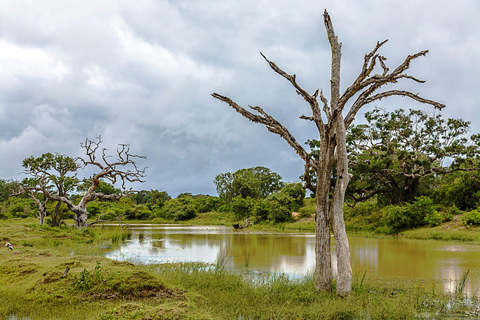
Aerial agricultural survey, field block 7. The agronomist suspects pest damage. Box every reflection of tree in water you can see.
[152,233,226,249]
[222,233,310,272]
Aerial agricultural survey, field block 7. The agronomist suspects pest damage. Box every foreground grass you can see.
[153,263,462,320]
[2,218,480,319]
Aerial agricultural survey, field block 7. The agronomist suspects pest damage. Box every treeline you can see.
[2,108,480,231]
[0,166,306,225]
[345,169,480,233]
[3,165,480,231]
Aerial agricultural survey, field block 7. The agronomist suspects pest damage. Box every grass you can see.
[153,262,480,319]
[3,218,480,319]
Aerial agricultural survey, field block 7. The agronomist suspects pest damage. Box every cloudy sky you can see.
[1,0,479,197]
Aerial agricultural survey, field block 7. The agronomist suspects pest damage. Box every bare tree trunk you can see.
[74,207,89,229]
[314,137,336,292]
[52,201,61,227]
[38,207,46,225]
[31,196,47,225]
[315,177,332,291]
[331,114,352,297]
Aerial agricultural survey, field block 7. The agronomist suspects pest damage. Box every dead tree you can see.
[45,137,146,229]
[212,10,444,296]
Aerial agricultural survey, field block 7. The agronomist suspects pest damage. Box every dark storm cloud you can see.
[0,0,479,196]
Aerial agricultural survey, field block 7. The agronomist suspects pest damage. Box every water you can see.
[104,224,480,295]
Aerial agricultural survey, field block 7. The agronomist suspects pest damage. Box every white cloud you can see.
[0,0,479,196]
[0,40,69,90]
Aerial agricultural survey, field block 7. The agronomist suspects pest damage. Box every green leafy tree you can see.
[230,195,254,222]
[430,169,480,210]
[0,179,20,202]
[214,166,284,203]
[345,108,480,205]
[18,153,79,226]
[78,179,121,196]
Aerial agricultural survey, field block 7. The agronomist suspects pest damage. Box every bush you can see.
[267,201,291,223]
[383,197,433,232]
[253,200,270,222]
[129,204,153,220]
[174,205,197,221]
[461,209,480,226]
[231,196,253,221]
[424,211,443,227]
[155,197,198,221]
[6,198,36,218]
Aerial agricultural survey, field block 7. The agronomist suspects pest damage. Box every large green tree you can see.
[213,10,444,296]
[345,107,480,205]
[214,166,284,203]
[18,153,79,226]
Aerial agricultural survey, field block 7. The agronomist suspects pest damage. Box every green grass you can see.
[401,224,480,243]
[3,218,480,319]
[152,261,479,319]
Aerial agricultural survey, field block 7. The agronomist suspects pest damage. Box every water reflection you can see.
[105,225,480,295]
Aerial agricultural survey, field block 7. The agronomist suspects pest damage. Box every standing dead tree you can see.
[212,10,444,296]
[44,137,146,229]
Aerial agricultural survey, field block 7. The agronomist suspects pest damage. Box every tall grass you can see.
[152,262,478,319]
[454,269,470,295]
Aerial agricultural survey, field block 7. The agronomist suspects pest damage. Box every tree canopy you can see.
[214,166,284,203]
[345,107,480,205]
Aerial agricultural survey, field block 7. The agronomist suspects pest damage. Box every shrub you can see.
[267,201,291,223]
[174,205,197,221]
[383,197,433,232]
[424,211,443,227]
[383,206,412,233]
[461,209,480,226]
[230,196,253,221]
[253,200,270,222]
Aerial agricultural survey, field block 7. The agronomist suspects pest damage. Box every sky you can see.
[1,0,479,197]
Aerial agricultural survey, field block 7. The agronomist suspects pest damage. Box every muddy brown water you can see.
[104,224,480,295]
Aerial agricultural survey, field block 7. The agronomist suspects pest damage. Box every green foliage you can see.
[277,182,305,211]
[383,197,435,233]
[424,205,455,227]
[0,179,20,202]
[230,196,253,221]
[424,211,444,227]
[3,197,36,219]
[155,196,199,221]
[78,179,121,196]
[307,108,480,205]
[252,198,292,223]
[461,209,480,226]
[214,166,284,203]
[74,261,104,292]
[430,170,480,210]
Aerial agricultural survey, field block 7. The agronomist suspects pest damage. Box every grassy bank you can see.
[1,219,480,319]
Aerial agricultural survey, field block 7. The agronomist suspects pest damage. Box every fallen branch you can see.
[87,214,127,228]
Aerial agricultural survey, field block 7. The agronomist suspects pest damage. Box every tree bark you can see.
[314,140,333,291]
[331,114,352,297]
[52,201,61,227]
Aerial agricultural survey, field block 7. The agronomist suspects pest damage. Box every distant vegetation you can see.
[3,165,480,235]
[2,109,480,234]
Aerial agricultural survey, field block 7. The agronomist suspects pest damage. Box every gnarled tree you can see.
[212,10,444,296]
[345,108,480,205]
[13,177,49,225]
[15,153,79,226]
[42,137,147,229]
